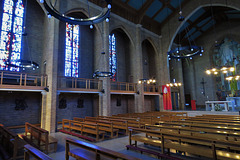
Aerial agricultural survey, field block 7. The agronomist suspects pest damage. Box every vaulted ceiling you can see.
[89,0,240,42]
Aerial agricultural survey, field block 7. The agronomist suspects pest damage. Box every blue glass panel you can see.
[201,20,215,31]
[10,0,24,71]
[197,17,211,27]
[170,0,183,9]
[189,31,201,40]
[189,8,205,22]
[65,23,79,77]
[146,0,162,18]
[0,0,14,70]
[128,0,146,10]
[154,8,172,23]
[109,34,117,81]
[178,22,189,33]
[184,28,196,38]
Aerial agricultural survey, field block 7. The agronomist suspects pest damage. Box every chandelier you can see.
[40,0,111,27]
[138,78,156,85]
[168,0,204,61]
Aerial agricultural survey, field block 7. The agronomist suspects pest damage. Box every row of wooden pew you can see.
[23,137,142,160]
[0,122,58,160]
[60,112,189,142]
[127,114,240,160]
[0,124,26,160]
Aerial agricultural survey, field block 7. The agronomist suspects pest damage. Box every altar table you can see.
[205,101,231,111]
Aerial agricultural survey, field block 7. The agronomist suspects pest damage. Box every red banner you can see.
[162,85,172,110]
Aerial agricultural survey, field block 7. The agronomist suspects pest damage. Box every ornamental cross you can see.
[200,78,207,96]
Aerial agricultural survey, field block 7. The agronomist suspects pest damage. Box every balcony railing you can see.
[58,77,102,90]
[144,84,160,93]
[0,71,47,87]
[111,81,137,92]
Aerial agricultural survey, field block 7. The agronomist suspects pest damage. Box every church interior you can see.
[0,0,240,159]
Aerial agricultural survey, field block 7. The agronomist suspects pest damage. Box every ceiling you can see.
[89,0,240,43]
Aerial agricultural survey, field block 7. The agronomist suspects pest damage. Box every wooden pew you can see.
[62,120,106,141]
[66,137,141,160]
[24,144,53,160]
[75,118,119,138]
[145,124,240,141]
[0,125,26,160]
[97,117,129,135]
[180,119,240,127]
[81,122,106,141]
[22,122,58,154]
[128,127,240,160]
[159,121,240,132]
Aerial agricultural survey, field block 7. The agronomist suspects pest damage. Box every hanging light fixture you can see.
[168,0,204,60]
[93,22,112,78]
[42,0,111,26]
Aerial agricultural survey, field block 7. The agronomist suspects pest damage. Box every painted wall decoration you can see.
[213,38,240,93]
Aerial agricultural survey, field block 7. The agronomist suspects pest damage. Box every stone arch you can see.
[166,0,240,52]
[142,39,157,79]
[109,27,133,82]
[110,25,135,49]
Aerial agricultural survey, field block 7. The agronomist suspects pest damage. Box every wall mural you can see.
[213,38,240,96]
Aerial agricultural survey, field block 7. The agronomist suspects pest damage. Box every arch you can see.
[110,25,135,49]
[167,1,240,52]
[143,37,159,56]
[142,39,157,79]
[110,27,132,82]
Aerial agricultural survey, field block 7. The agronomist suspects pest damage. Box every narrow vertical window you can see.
[109,34,116,81]
[0,0,24,71]
[65,23,79,77]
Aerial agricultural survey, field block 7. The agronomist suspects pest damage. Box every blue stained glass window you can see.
[0,0,24,71]
[65,23,79,77]
[109,34,117,81]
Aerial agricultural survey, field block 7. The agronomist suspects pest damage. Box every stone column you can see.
[135,84,144,113]
[178,61,185,110]
[41,91,47,129]
[133,24,144,113]
[42,13,59,133]
[98,21,111,116]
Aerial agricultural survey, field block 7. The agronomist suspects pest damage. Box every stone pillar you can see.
[42,13,59,133]
[41,91,47,129]
[133,24,144,113]
[135,84,144,113]
[98,21,111,116]
[176,60,185,110]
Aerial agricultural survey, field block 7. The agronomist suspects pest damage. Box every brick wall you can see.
[111,94,134,115]
[0,91,41,127]
[56,93,96,121]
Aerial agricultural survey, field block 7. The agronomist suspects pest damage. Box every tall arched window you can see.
[65,23,79,77]
[109,34,116,81]
[0,0,24,71]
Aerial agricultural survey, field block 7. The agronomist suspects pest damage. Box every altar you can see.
[205,101,231,111]
[226,97,240,111]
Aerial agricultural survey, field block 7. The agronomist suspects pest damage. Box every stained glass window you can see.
[109,34,116,81]
[65,23,79,77]
[0,0,24,71]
